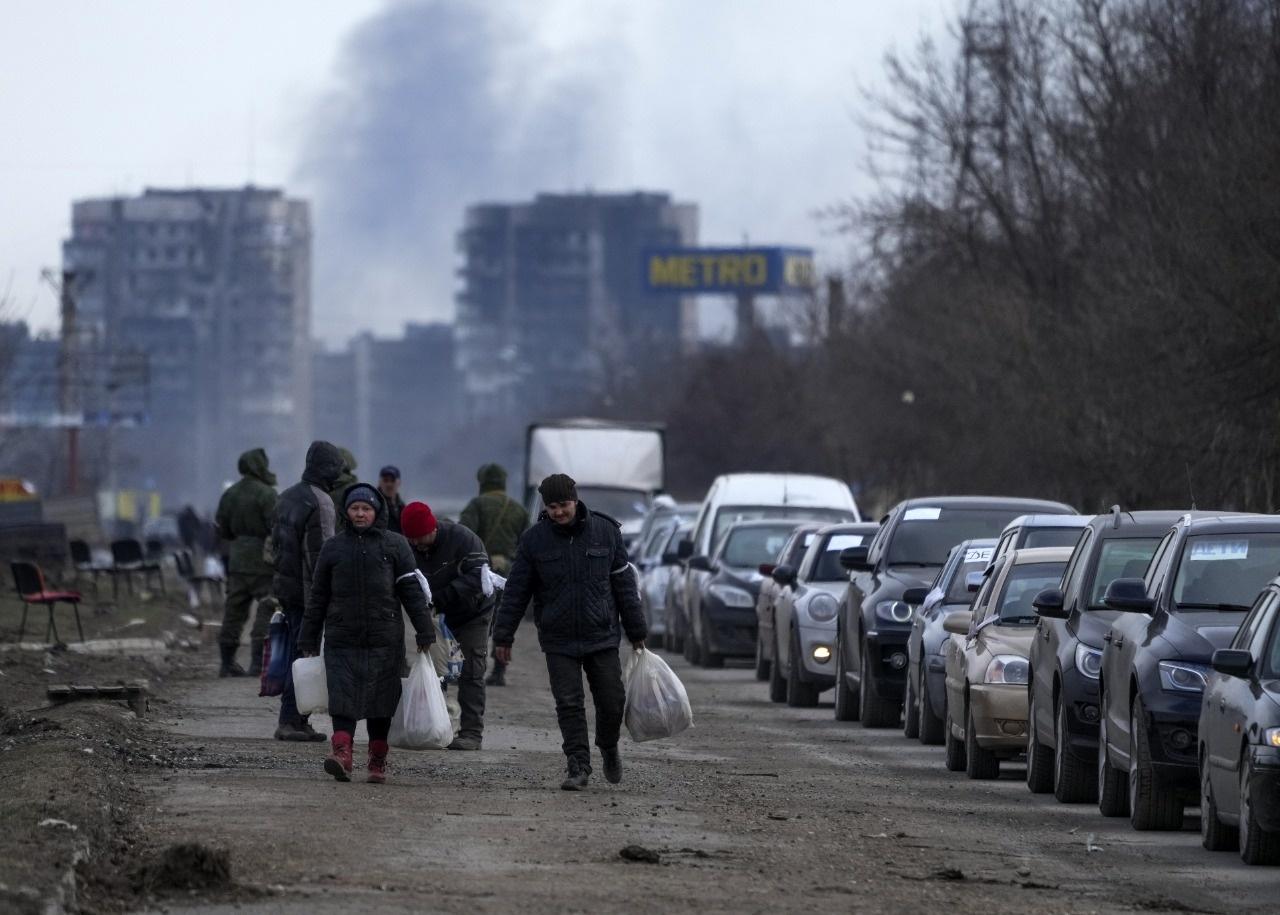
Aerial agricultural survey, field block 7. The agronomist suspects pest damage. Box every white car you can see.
[639,522,691,649]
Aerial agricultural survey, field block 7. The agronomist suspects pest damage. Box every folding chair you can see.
[111,539,167,598]
[174,550,223,610]
[11,561,84,643]
[69,539,114,595]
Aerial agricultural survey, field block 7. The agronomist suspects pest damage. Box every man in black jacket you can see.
[268,440,345,742]
[494,474,646,790]
[403,501,493,751]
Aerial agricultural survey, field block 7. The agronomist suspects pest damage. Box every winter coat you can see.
[459,464,528,573]
[328,447,359,517]
[411,519,493,629]
[384,493,406,534]
[299,485,434,720]
[494,501,646,658]
[215,448,277,578]
[270,441,344,609]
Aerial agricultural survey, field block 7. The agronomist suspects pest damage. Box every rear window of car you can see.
[1087,537,1161,607]
[1173,533,1280,609]
[811,532,868,581]
[1023,528,1084,549]
[999,561,1067,622]
[712,506,852,548]
[721,525,798,568]
[944,546,995,603]
[887,508,1035,567]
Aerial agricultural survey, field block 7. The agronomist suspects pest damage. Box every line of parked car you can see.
[632,479,1280,867]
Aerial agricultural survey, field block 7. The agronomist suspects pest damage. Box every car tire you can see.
[1129,695,1183,831]
[858,638,898,728]
[754,629,771,682]
[944,705,966,772]
[1053,697,1095,804]
[918,667,945,746]
[1026,683,1054,794]
[699,619,724,669]
[1200,750,1239,852]
[787,628,820,708]
[768,627,788,703]
[965,701,1000,780]
[1240,754,1280,865]
[833,631,860,722]
[1096,692,1130,817]
[903,665,920,739]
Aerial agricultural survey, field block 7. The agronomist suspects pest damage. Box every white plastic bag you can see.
[389,653,454,750]
[480,563,506,598]
[623,647,693,742]
[291,654,328,715]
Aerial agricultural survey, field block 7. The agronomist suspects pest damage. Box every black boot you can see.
[219,644,246,678]
[560,759,590,791]
[602,746,622,784]
[486,662,507,687]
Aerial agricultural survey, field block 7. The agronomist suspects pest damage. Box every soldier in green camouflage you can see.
[215,448,278,677]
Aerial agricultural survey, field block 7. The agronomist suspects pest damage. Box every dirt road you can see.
[117,651,1272,913]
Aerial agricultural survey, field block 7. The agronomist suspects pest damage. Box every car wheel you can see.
[965,700,1000,780]
[1096,691,1130,817]
[944,705,966,772]
[917,666,945,746]
[754,628,771,681]
[1053,697,1095,804]
[1025,681,1054,794]
[1129,695,1183,830]
[858,638,898,728]
[903,664,920,739]
[1240,754,1280,865]
[1200,749,1239,852]
[833,630,860,722]
[699,616,724,669]
[768,626,788,703]
[787,628,820,708]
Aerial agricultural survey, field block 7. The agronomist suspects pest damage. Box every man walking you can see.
[214,448,277,678]
[378,465,406,534]
[494,474,646,790]
[460,463,528,687]
[269,440,345,742]
[402,501,494,751]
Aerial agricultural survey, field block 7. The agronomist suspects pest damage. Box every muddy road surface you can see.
[122,652,1271,914]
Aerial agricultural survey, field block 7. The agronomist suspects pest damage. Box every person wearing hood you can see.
[214,448,278,677]
[328,447,359,517]
[268,440,345,742]
[494,474,647,791]
[460,463,529,687]
[300,483,435,784]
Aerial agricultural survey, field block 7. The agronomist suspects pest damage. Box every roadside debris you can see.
[37,818,78,831]
[619,845,661,864]
[136,842,232,892]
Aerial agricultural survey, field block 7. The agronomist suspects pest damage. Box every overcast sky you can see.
[1,0,953,344]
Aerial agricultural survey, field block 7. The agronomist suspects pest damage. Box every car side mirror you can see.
[772,564,797,587]
[758,562,777,577]
[942,610,973,635]
[688,555,714,573]
[1103,578,1155,614]
[677,539,694,559]
[839,545,872,572]
[902,586,929,605]
[1212,648,1253,678]
[966,571,985,593]
[1033,587,1069,620]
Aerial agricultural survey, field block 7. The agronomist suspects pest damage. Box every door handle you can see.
[1103,632,1112,643]
[1114,637,1124,649]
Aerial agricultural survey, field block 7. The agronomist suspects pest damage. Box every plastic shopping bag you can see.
[389,653,454,750]
[480,563,506,598]
[258,609,289,698]
[436,616,464,683]
[291,654,328,715]
[623,647,693,742]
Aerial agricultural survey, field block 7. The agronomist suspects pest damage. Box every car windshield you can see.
[783,531,818,566]
[576,487,649,522]
[1172,533,1280,610]
[945,546,995,603]
[887,508,1041,567]
[720,524,799,568]
[1023,528,1084,549]
[999,561,1067,623]
[812,532,869,581]
[1087,537,1161,607]
[1264,613,1280,678]
[712,506,852,548]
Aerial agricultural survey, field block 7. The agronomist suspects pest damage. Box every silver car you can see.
[639,522,691,649]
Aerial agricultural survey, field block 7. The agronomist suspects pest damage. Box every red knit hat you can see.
[401,501,437,538]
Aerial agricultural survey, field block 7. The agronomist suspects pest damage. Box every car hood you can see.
[804,580,849,598]
[1163,609,1249,660]
[1075,609,1120,650]
[978,623,1036,659]
[715,566,766,596]
[885,567,937,594]
[1259,680,1280,721]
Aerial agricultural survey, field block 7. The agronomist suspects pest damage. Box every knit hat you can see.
[538,473,578,505]
[344,484,380,512]
[401,501,438,539]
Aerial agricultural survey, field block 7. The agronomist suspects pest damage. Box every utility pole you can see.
[42,268,85,495]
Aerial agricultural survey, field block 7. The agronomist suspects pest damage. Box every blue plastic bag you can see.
[437,616,464,683]
[258,610,289,697]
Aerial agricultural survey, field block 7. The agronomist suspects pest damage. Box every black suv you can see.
[834,495,1075,726]
[1097,514,1280,830]
[1027,509,1186,803]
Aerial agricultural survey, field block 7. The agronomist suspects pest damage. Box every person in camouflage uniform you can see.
[215,448,278,677]
[460,463,529,687]
[328,447,359,518]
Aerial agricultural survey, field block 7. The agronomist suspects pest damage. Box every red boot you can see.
[324,732,353,782]
[367,740,389,784]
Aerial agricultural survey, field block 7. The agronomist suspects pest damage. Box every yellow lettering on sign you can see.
[784,254,816,288]
[717,256,742,285]
[744,254,767,285]
[649,256,685,287]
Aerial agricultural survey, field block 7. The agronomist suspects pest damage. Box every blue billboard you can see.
[643,246,816,294]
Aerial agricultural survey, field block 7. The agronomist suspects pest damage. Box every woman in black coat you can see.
[300,483,434,783]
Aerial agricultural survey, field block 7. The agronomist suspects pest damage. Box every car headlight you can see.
[1158,660,1209,694]
[1074,644,1102,680]
[875,599,913,624]
[808,593,839,623]
[985,654,1029,684]
[1264,728,1280,748]
[708,584,754,608]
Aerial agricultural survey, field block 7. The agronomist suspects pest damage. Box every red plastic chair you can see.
[11,561,84,643]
